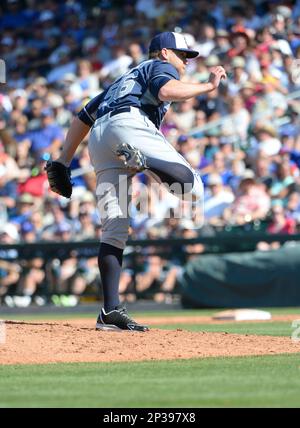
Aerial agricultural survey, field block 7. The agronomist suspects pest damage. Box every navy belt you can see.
[110,107,131,117]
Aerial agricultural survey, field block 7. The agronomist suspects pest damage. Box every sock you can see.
[98,242,123,313]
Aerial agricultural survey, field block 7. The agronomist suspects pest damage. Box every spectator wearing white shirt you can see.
[226,56,249,97]
[194,24,216,58]
[98,45,133,83]
[221,95,250,142]
[47,51,76,84]
[250,124,282,158]
[204,174,234,225]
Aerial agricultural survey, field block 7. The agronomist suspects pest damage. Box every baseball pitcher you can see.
[46,32,226,331]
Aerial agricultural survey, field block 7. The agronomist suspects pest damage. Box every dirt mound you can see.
[1,320,299,365]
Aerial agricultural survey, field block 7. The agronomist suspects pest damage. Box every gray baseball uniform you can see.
[74,31,204,326]
[79,60,203,249]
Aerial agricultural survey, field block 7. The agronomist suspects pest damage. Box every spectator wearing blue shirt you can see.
[0,0,28,30]
[10,192,36,226]
[29,108,64,159]
[201,151,234,188]
[13,114,31,143]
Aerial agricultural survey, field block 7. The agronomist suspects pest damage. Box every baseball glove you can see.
[45,160,72,198]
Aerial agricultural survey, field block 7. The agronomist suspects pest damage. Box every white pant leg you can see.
[88,109,204,247]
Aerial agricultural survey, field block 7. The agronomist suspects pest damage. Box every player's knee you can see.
[100,218,129,249]
[191,173,204,202]
[100,234,128,250]
[174,169,203,202]
[180,173,203,202]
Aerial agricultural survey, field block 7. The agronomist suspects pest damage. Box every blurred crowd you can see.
[1,0,300,305]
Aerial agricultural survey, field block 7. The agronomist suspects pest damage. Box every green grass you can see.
[156,321,294,337]
[2,306,300,321]
[1,309,217,321]
[1,307,300,407]
[1,354,300,408]
[2,308,298,337]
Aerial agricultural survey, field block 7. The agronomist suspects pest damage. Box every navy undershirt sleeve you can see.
[149,61,180,99]
[77,93,104,126]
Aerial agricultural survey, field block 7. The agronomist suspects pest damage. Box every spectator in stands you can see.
[226,56,249,97]
[194,23,216,57]
[252,77,288,123]
[12,114,32,167]
[160,107,179,139]
[26,98,43,130]
[27,77,49,102]
[128,42,147,67]
[10,89,28,116]
[249,123,282,160]
[221,94,250,142]
[270,160,296,205]
[18,221,45,299]
[181,221,205,259]
[75,210,97,240]
[254,155,274,190]
[50,222,78,291]
[28,209,45,240]
[47,50,77,84]
[172,98,197,133]
[42,200,73,240]
[192,109,207,131]
[0,143,19,218]
[176,134,198,158]
[239,81,259,112]
[76,59,100,98]
[98,45,133,85]
[204,173,235,226]
[0,224,20,299]
[17,156,48,197]
[135,254,180,303]
[29,107,64,159]
[257,202,296,251]
[201,151,234,187]
[223,178,271,225]
[286,192,300,223]
[10,192,36,227]
[228,29,252,59]
[211,29,231,60]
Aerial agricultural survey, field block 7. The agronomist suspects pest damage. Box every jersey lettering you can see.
[79,60,179,129]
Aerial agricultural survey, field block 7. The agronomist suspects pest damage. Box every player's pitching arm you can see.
[56,92,104,166]
[45,116,91,198]
[45,93,102,197]
[56,116,91,167]
[158,66,226,102]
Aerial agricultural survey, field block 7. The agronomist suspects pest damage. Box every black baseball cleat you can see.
[96,305,149,332]
[116,143,148,172]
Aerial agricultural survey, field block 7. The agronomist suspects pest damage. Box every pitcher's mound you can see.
[1,320,299,365]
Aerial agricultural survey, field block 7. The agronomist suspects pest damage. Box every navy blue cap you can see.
[149,32,199,59]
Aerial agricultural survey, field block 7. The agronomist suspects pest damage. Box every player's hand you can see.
[45,160,73,198]
[208,66,227,89]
